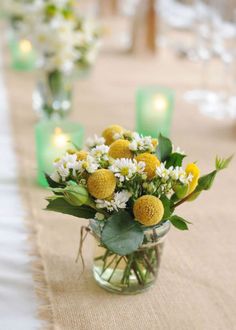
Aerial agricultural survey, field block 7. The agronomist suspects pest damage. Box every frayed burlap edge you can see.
[21,184,55,330]
[18,177,55,330]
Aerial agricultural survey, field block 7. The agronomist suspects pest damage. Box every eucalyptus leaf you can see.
[101,211,144,256]
[45,198,96,219]
[156,134,172,162]
[170,215,190,230]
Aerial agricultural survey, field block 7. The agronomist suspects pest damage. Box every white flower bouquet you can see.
[45,125,231,294]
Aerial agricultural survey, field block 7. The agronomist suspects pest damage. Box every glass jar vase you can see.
[33,70,73,119]
[90,219,171,295]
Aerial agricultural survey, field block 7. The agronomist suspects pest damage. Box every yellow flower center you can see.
[120,167,129,176]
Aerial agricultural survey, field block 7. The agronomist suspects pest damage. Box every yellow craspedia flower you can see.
[87,169,116,199]
[109,139,133,159]
[76,150,88,161]
[185,163,200,194]
[102,125,124,145]
[133,195,164,226]
[135,153,160,180]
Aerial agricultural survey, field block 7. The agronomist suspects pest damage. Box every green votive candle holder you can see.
[136,86,174,138]
[35,120,84,187]
[10,38,36,71]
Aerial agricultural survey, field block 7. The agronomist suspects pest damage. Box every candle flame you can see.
[19,39,32,53]
[152,95,168,113]
[53,127,68,148]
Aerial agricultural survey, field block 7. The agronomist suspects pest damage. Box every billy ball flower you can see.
[108,139,133,159]
[133,195,164,226]
[102,125,124,145]
[135,153,160,180]
[76,150,88,161]
[87,169,116,199]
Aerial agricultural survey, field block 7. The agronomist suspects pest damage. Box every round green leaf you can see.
[101,211,144,256]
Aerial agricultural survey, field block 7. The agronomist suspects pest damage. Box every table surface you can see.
[2,26,236,329]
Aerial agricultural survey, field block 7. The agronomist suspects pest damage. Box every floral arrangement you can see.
[1,0,34,35]
[27,0,101,74]
[45,125,231,292]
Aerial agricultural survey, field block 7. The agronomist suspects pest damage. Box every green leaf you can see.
[215,155,233,171]
[195,170,217,193]
[170,215,190,230]
[101,211,144,256]
[165,153,186,168]
[45,198,96,219]
[156,134,172,162]
[160,195,174,220]
[45,173,65,189]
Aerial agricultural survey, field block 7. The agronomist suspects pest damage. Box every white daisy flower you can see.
[109,158,138,182]
[86,135,105,149]
[172,144,185,155]
[50,171,60,183]
[129,132,154,152]
[90,144,109,161]
[169,166,192,185]
[96,190,131,212]
[77,155,99,174]
[53,153,78,180]
[156,163,170,182]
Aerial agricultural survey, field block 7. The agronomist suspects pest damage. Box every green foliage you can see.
[215,155,233,171]
[165,153,186,168]
[101,211,144,256]
[170,215,191,230]
[45,173,65,189]
[195,171,217,193]
[45,198,96,219]
[156,134,172,162]
[160,196,174,220]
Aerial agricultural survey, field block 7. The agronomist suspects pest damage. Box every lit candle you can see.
[136,86,174,138]
[10,38,36,71]
[35,120,84,187]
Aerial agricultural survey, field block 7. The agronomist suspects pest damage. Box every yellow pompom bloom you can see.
[87,169,116,199]
[135,153,160,180]
[108,139,133,159]
[133,195,164,226]
[102,125,124,145]
[185,163,200,194]
[76,150,88,161]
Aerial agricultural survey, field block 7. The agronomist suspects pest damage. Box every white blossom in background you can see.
[86,135,106,149]
[96,191,132,212]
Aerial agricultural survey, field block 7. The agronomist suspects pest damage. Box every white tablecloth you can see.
[0,41,41,330]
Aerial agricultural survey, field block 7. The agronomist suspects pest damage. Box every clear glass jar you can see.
[90,219,171,295]
[33,70,73,119]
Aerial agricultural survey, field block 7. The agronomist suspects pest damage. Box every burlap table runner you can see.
[4,32,236,329]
